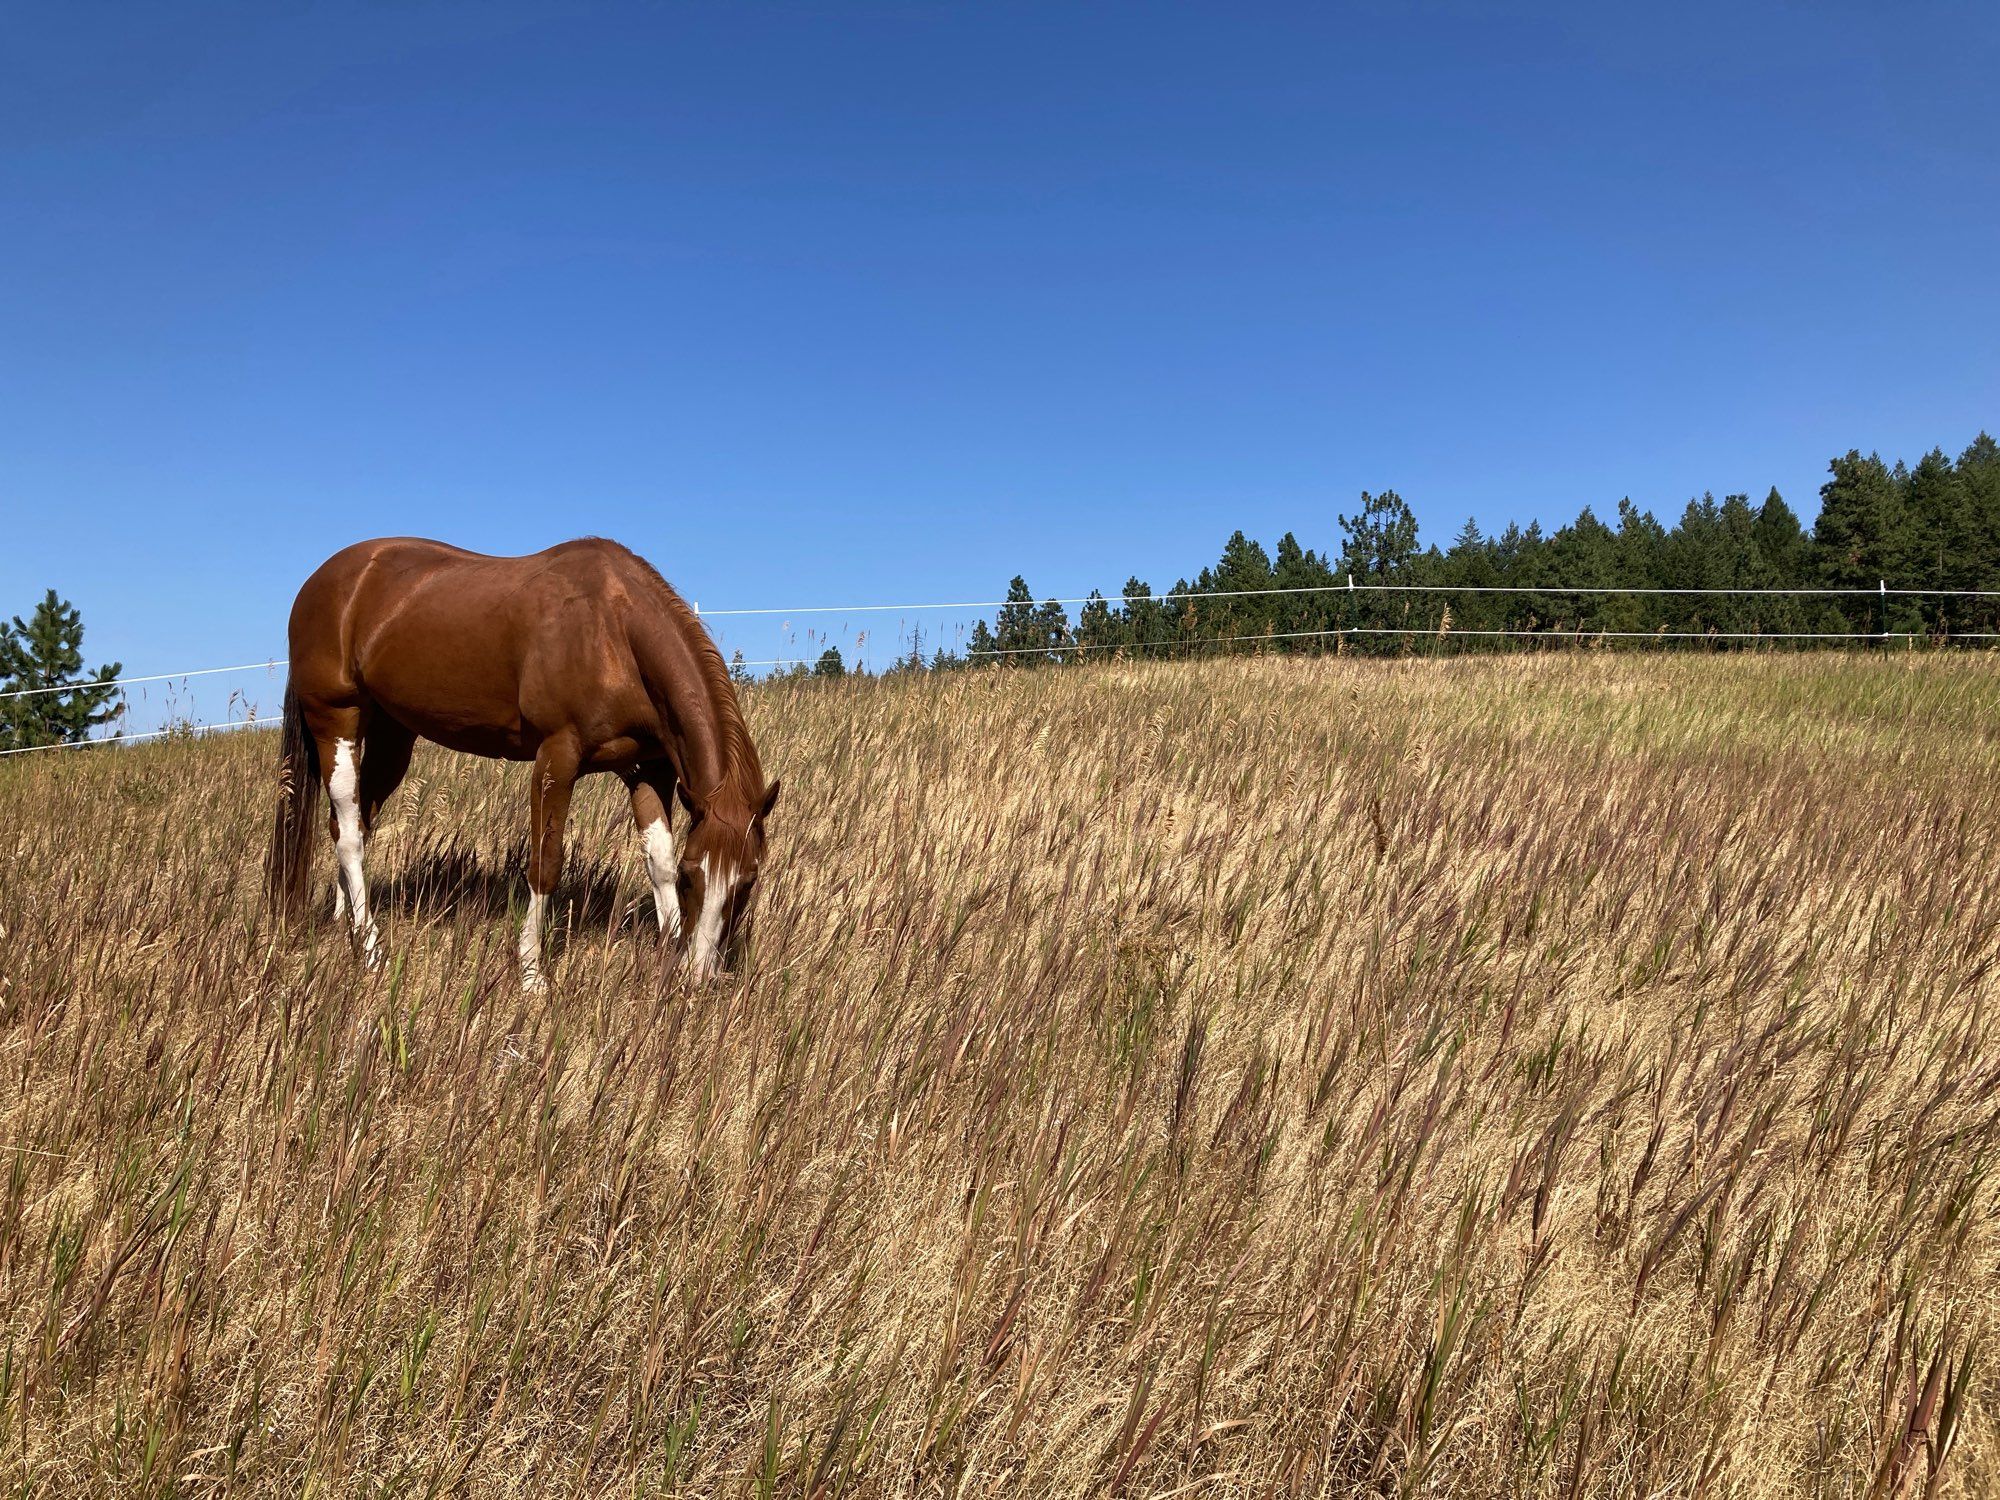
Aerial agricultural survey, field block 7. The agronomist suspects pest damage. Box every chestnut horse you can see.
[265,537,778,989]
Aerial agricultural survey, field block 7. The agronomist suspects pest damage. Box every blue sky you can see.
[3,1,1996,724]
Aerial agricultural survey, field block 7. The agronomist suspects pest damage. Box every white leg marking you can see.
[329,739,380,967]
[691,852,735,980]
[519,890,548,993]
[331,875,347,921]
[641,817,681,939]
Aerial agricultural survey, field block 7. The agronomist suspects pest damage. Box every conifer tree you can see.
[1903,449,1969,629]
[1546,507,1620,632]
[1752,489,1812,634]
[1958,434,2000,631]
[0,590,123,751]
[1338,490,1419,647]
[1033,596,1073,664]
[1337,491,1419,580]
[1203,531,1276,645]
[1813,452,1910,632]
[1271,531,1338,645]
[1440,519,1497,635]
[993,577,1040,659]
[1075,590,1120,653]
[1123,578,1167,652]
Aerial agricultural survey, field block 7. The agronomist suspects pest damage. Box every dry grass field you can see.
[3,652,1999,1497]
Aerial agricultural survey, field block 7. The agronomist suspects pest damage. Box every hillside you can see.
[2,654,1997,1495]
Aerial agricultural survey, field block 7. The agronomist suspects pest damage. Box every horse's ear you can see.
[758,779,782,820]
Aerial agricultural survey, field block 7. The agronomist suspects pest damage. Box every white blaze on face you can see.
[691,851,738,979]
[641,818,680,939]
[328,738,379,964]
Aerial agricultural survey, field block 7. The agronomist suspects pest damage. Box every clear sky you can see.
[3,1,1997,724]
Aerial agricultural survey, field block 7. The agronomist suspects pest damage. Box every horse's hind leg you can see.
[360,720,416,833]
[335,719,415,927]
[519,736,580,993]
[628,768,681,941]
[307,702,382,968]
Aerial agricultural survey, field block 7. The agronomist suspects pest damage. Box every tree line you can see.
[775,430,1996,677]
[10,430,1997,747]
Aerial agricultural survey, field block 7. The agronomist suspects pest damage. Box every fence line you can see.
[965,625,2000,658]
[0,713,280,758]
[0,653,838,703]
[6,577,2000,756]
[694,579,2000,617]
[10,577,1991,705]
[0,660,289,703]
[0,658,810,757]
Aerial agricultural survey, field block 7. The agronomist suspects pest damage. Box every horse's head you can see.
[677,778,780,979]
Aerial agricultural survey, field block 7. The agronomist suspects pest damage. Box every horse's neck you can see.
[674,699,750,803]
[642,624,751,803]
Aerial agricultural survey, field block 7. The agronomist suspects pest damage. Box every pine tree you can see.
[1752,489,1813,634]
[1659,494,1719,635]
[1903,449,1969,629]
[1202,531,1276,647]
[1752,488,1806,579]
[1440,519,1497,635]
[0,590,123,751]
[1612,500,1669,637]
[1962,431,2000,470]
[1813,452,1910,632]
[812,646,846,678]
[1510,521,1553,638]
[1337,490,1419,580]
[1715,494,1764,635]
[1545,507,1621,631]
[1075,591,1121,654]
[1338,490,1419,646]
[1033,596,1073,664]
[884,628,930,676]
[1170,577,1199,650]
[1958,434,2000,632]
[1271,532,1338,645]
[993,577,1041,659]
[1122,578,1167,652]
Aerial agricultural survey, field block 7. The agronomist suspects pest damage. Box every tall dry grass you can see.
[1,652,1997,1496]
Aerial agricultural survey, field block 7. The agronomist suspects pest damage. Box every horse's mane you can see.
[594,539,762,801]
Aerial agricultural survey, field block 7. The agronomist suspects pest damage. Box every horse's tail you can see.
[266,681,321,921]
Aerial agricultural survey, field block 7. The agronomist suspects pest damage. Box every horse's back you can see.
[288,537,669,758]
[292,537,646,638]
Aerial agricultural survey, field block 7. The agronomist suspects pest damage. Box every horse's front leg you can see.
[628,772,681,942]
[520,738,580,993]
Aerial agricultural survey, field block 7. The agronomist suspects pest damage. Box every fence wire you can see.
[3,580,1995,757]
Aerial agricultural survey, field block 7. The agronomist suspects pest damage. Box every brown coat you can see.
[266,537,777,987]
